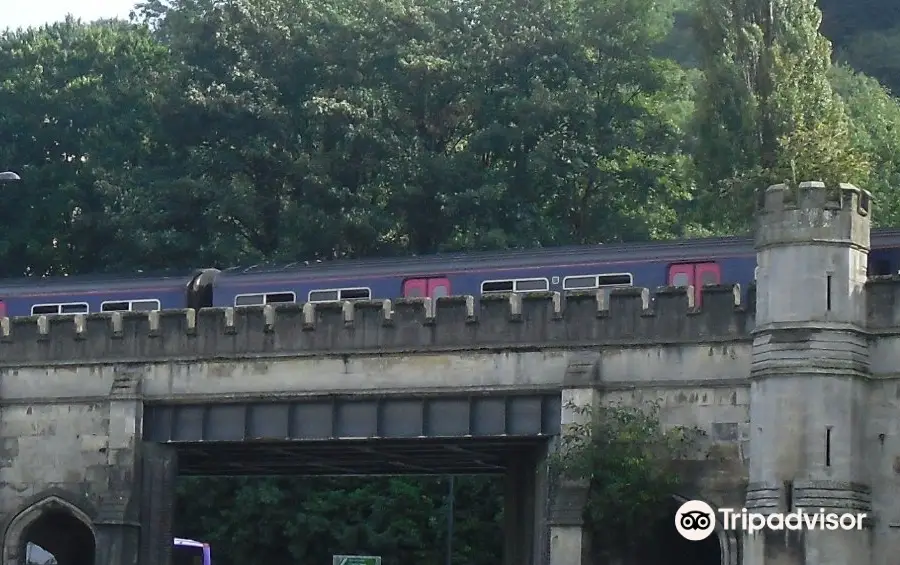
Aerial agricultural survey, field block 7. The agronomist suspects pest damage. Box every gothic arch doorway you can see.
[2,495,96,565]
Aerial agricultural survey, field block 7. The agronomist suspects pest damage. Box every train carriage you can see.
[1,230,900,317]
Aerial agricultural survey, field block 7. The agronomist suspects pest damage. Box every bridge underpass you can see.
[144,393,560,475]
[137,392,723,565]
[140,392,558,565]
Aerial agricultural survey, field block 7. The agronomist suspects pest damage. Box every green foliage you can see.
[550,401,703,557]
[830,64,900,223]
[0,18,176,275]
[835,26,900,96]
[174,476,503,565]
[690,0,868,234]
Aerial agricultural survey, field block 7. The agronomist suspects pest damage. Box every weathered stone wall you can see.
[602,386,750,509]
[0,401,110,510]
[0,286,750,364]
[0,341,751,402]
[0,365,145,565]
[859,276,900,565]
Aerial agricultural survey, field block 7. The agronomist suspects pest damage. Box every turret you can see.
[746,181,873,565]
[755,181,871,328]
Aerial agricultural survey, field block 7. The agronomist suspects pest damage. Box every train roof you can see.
[217,228,900,278]
[218,234,754,278]
[0,268,196,293]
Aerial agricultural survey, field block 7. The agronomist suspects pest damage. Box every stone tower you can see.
[746,181,872,564]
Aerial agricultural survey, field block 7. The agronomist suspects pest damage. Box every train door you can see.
[667,262,721,305]
[402,279,426,297]
[0,301,6,318]
[427,278,450,298]
[403,277,451,298]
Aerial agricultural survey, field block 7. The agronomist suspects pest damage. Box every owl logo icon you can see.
[675,500,716,541]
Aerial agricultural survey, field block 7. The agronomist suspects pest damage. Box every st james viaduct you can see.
[0,181,897,565]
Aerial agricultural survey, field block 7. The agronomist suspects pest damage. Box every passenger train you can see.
[2,230,900,318]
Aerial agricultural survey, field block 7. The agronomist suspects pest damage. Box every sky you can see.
[1,0,139,31]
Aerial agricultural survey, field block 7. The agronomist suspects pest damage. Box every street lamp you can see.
[0,171,21,181]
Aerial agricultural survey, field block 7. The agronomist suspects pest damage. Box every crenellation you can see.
[433,295,480,325]
[761,181,867,215]
[74,314,86,337]
[653,285,696,317]
[264,303,276,332]
[756,182,871,250]
[607,286,652,317]
[147,309,160,335]
[0,287,752,365]
[110,311,123,337]
[704,284,743,311]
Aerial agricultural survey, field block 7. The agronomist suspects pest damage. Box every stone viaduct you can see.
[0,181,898,565]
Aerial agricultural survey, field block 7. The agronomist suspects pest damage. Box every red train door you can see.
[0,301,6,317]
[402,279,427,297]
[667,262,721,305]
[403,277,451,298]
[427,278,450,298]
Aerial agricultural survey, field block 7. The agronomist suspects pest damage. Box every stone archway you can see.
[670,494,739,565]
[624,495,737,565]
[2,495,96,565]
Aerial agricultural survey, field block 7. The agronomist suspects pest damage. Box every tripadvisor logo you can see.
[674,500,867,541]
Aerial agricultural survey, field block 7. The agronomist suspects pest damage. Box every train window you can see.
[564,276,598,290]
[696,263,721,286]
[563,273,633,290]
[515,278,549,292]
[32,303,89,315]
[264,292,295,304]
[482,278,549,293]
[308,290,339,302]
[101,299,161,312]
[700,270,718,285]
[672,272,690,287]
[598,274,632,286]
[235,294,265,306]
[133,299,161,311]
[482,280,514,293]
[235,292,295,307]
[431,284,449,298]
[308,288,370,303]
[339,288,370,300]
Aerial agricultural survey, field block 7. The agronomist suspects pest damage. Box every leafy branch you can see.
[549,400,705,557]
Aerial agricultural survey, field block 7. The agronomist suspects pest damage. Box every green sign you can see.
[332,556,381,565]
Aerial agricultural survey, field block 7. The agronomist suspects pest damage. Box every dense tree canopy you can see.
[3,0,899,563]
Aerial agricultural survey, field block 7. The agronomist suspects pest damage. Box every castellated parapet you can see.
[756,181,871,250]
[755,182,871,328]
[0,286,751,365]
